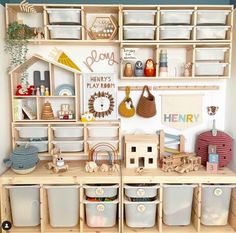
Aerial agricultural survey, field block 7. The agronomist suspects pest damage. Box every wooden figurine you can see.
[85,161,98,173]
[184,62,192,77]
[47,148,69,173]
[41,101,54,120]
[124,134,158,169]
[162,153,201,173]
[100,163,109,172]
[124,63,133,77]
[134,61,144,77]
[144,59,156,77]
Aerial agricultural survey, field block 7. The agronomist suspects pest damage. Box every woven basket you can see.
[137,85,156,118]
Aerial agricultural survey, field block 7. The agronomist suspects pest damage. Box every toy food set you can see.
[1,3,236,233]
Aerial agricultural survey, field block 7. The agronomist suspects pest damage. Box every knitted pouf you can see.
[196,131,233,167]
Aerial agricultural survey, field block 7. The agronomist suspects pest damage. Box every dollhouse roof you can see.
[9,54,81,75]
[125,134,159,143]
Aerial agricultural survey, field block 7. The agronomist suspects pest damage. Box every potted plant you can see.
[5,21,34,93]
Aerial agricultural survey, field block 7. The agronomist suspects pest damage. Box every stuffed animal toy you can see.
[134,61,144,77]
[144,59,156,77]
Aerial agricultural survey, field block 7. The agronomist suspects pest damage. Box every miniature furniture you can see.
[124,134,158,168]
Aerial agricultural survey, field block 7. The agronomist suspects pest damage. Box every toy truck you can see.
[162,153,201,173]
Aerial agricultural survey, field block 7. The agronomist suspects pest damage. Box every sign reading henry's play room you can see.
[161,95,203,130]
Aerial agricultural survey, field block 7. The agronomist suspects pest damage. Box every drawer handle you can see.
[214,188,223,197]
[137,204,146,213]
[137,188,145,197]
[97,204,105,212]
[95,188,104,196]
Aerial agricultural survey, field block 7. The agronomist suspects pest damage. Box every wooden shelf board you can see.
[83,224,119,233]
[200,224,235,233]
[13,96,76,98]
[122,166,236,184]
[123,223,159,232]
[9,226,41,233]
[120,76,229,80]
[0,161,121,184]
[44,224,79,232]
[162,224,196,233]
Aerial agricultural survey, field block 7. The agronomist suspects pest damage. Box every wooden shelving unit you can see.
[2,3,236,233]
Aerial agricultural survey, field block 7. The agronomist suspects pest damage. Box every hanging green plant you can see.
[5,21,34,91]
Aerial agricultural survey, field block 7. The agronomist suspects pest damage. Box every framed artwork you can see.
[83,73,117,120]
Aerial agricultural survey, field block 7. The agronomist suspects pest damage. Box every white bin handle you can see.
[214,188,223,197]
[136,188,145,197]
[97,204,105,212]
[95,187,104,196]
[137,204,146,213]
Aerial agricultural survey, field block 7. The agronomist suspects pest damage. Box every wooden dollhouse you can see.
[124,134,158,168]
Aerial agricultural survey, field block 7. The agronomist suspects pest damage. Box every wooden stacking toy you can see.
[41,101,54,120]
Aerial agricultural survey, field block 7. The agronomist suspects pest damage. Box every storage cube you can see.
[160,10,193,25]
[7,185,40,227]
[16,127,48,139]
[197,10,230,25]
[125,200,159,228]
[195,63,228,76]
[163,184,196,226]
[195,48,228,61]
[48,25,82,39]
[123,26,156,40]
[123,10,156,25]
[124,184,159,198]
[16,141,48,153]
[84,184,119,198]
[201,184,235,225]
[45,185,80,227]
[196,26,230,40]
[52,140,84,152]
[85,200,118,227]
[47,8,81,25]
[52,126,83,138]
[87,126,118,138]
[160,26,193,40]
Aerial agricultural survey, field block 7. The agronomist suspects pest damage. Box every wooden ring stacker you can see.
[89,142,118,166]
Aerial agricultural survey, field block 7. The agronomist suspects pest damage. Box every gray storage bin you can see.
[84,200,118,227]
[7,185,40,227]
[124,199,159,228]
[45,185,80,227]
[124,184,160,198]
[163,184,196,226]
[84,184,119,198]
[201,184,235,226]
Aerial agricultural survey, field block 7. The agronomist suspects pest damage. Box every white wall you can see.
[0,5,11,174]
[226,9,236,172]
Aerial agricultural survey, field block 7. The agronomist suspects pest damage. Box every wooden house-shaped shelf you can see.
[124,134,159,169]
[10,54,81,122]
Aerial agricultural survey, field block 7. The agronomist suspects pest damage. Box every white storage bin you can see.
[201,184,235,226]
[7,185,40,227]
[160,10,193,25]
[195,63,227,76]
[87,140,119,151]
[197,10,230,25]
[124,184,159,198]
[16,141,48,153]
[84,184,119,198]
[52,140,84,152]
[16,127,48,139]
[163,184,196,226]
[45,185,80,227]
[52,126,83,138]
[87,126,118,138]
[196,26,230,40]
[123,26,156,40]
[160,26,193,40]
[84,200,118,227]
[123,10,156,25]
[47,8,81,25]
[124,199,159,228]
[48,25,82,40]
[195,48,228,61]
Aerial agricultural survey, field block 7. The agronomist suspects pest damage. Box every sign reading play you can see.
[161,95,203,130]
